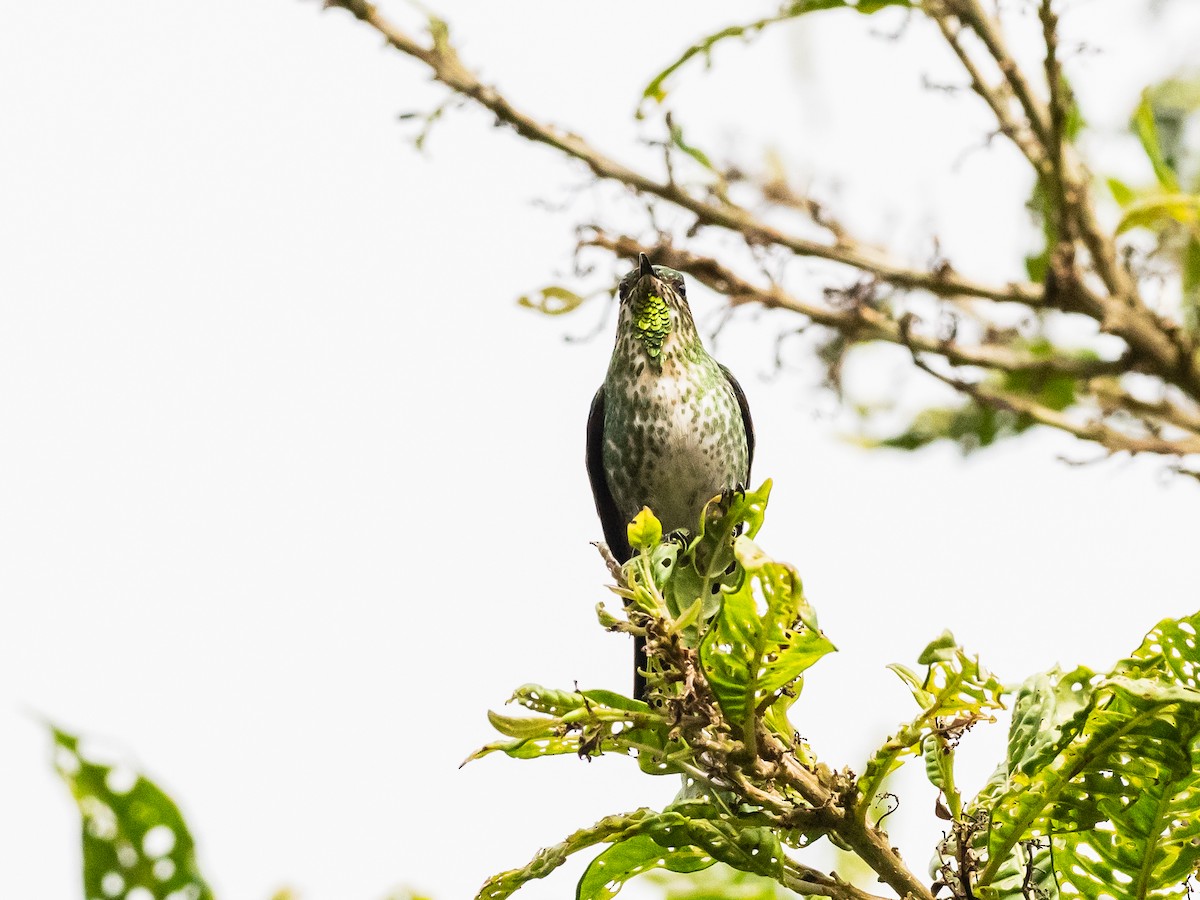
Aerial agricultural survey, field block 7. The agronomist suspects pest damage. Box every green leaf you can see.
[876,402,1004,453]
[698,534,835,738]
[642,802,784,881]
[50,727,214,900]
[509,683,590,715]
[625,726,690,777]
[577,834,714,900]
[628,508,663,552]
[1133,93,1182,192]
[1115,193,1200,235]
[581,689,652,714]
[467,685,659,764]
[1107,176,1137,207]
[464,732,584,764]
[1183,234,1200,330]
[668,120,716,173]
[858,633,1004,818]
[517,285,586,316]
[487,709,563,740]
[1052,681,1200,898]
[922,734,946,792]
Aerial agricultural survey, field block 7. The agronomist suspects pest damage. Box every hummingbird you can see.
[587,253,754,700]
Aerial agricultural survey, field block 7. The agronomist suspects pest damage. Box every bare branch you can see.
[583,232,1128,379]
[1090,381,1200,436]
[1038,0,1071,240]
[756,174,850,245]
[944,0,1053,145]
[927,5,1048,171]
[780,862,893,900]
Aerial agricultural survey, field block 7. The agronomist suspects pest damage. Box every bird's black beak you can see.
[638,253,654,279]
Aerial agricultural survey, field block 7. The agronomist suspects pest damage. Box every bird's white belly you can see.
[606,362,746,534]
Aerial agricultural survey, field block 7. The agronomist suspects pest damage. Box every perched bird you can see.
[587,253,754,699]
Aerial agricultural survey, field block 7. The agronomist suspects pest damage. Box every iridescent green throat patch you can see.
[633,293,672,358]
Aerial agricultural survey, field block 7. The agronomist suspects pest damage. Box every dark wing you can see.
[588,387,646,699]
[720,364,755,481]
[586,386,631,562]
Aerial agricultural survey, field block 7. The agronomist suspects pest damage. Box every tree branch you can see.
[780,861,893,900]
[321,0,1043,307]
[925,0,1200,400]
[944,0,1052,146]
[584,232,1127,379]
[927,5,1048,172]
[910,354,1200,456]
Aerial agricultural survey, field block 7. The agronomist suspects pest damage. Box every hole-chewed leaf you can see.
[50,727,213,900]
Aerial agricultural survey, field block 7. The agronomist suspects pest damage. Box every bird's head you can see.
[616,253,697,360]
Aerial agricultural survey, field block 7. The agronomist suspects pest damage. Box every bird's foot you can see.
[664,528,691,549]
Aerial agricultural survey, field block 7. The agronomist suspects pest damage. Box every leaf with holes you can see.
[1051,679,1200,899]
[576,834,714,900]
[662,480,773,639]
[698,534,835,737]
[972,612,1200,898]
[477,809,658,900]
[466,686,667,766]
[479,804,781,900]
[858,632,1004,818]
[50,727,213,900]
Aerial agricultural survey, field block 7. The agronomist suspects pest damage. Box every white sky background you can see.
[3,2,1200,899]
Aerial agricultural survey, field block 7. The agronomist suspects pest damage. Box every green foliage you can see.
[698,534,834,743]
[967,613,1200,899]
[473,805,782,900]
[50,727,213,900]
[576,802,784,900]
[1116,194,1200,236]
[465,685,663,767]
[470,484,1200,900]
[877,341,1087,454]
[477,809,662,900]
[1112,83,1200,329]
[470,484,832,898]
[859,631,1005,823]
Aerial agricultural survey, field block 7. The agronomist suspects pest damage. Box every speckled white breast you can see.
[602,352,749,534]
